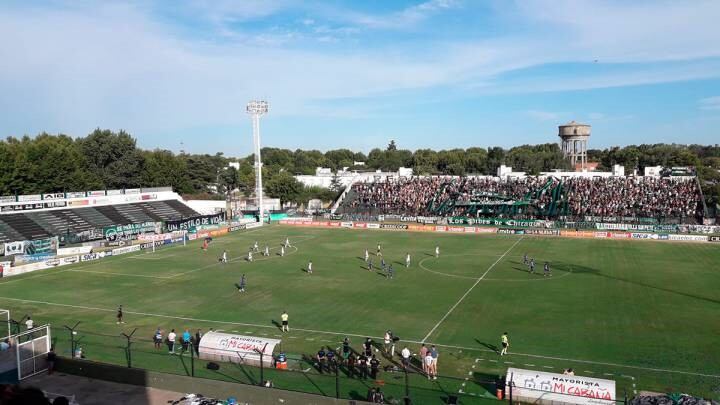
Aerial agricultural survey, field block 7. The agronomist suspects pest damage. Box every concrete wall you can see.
[56,357,368,405]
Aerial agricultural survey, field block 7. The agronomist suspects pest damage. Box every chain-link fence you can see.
[50,326,503,404]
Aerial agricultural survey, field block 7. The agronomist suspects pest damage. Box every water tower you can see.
[558,121,591,170]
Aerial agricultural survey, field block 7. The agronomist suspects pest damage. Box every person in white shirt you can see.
[167,329,177,354]
[435,246,440,258]
[424,353,434,380]
[401,347,411,369]
[247,250,253,262]
[222,250,228,263]
[25,317,34,330]
[405,253,411,268]
[284,237,290,248]
[364,249,369,262]
[280,246,285,257]
[264,245,269,257]
[253,241,259,252]
[307,261,313,274]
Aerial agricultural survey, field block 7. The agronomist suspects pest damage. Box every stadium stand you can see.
[0,188,200,243]
[340,175,704,223]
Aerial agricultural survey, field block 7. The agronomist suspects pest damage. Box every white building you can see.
[295,167,414,189]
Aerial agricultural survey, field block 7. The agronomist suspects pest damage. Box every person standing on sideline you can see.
[405,253,411,268]
[116,306,124,324]
[222,250,228,263]
[46,346,57,375]
[369,355,380,379]
[167,329,177,354]
[419,344,428,373]
[430,345,439,380]
[307,260,313,274]
[193,329,202,356]
[238,274,246,292]
[424,350,434,380]
[181,329,191,354]
[435,245,440,258]
[153,328,163,350]
[500,332,509,355]
[384,331,392,354]
[401,346,411,369]
[281,311,289,332]
[25,316,34,330]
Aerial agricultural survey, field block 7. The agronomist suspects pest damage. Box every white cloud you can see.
[699,97,720,111]
[331,0,461,30]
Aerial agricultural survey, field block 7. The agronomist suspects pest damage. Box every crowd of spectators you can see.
[563,177,701,219]
[345,176,702,221]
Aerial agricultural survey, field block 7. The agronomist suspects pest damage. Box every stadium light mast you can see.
[246,100,269,224]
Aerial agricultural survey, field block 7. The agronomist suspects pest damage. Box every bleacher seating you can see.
[0,199,200,243]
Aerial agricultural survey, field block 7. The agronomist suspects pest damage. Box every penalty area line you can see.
[420,236,524,342]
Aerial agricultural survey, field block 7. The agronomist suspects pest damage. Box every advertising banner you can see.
[353,223,367,228]
[57,246,94,256]
[506,367,615,405]
[525,229,560,235]
[138,231,185,242]
[630,233,658,240]
[42,193,65,200]
[103,222,160,241]
[366,223,381,229]
[340,222,353,228]
[3,237,59,256]
[709,236,720,242]
[668,234,708,242]
[229,224,246,232]
[87,190,106,197]
[124,188,141,194]
[17,194,42,202]
[66,191,86,198]
[166,213,226,232]
[112,245,141,256]
[244,222,262,230]
[0,195,16,203]
[15,253,56,264]
[3,241,24,255]
[81,252,110,262]
[450,217,542,227]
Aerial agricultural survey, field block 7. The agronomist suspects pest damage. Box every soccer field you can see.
[1,225,719,402]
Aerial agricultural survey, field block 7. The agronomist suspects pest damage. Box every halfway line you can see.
[421,236,524,342]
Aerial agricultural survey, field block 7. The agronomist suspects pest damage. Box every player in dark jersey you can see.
[544,262,551,277]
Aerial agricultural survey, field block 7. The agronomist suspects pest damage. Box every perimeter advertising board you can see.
[166,213,226,232]
[506,367,615,405]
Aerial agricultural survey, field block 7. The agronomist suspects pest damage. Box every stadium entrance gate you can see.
[0,310,51,383]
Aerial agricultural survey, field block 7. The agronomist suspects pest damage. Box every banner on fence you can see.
[103,222,160,241]
[81,252,111,262]
[244,222,262,230]
[450,217,544,228]
[166,213,226,232]
[506,367,615,405]
[14,253,56,264]
[709,236,720,242]
[3,237,58,256]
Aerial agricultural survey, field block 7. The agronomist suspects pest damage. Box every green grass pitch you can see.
[1,225,718,403]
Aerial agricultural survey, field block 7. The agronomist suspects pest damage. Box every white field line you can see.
[421,237,524,342]
[64,269,170,279]
[0,294,717,379]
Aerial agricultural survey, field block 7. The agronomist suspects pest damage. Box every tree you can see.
[78,129,144,189]
[264,171,303,205]
[329,173,343,192]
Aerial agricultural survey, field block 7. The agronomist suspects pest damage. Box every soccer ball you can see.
[375,348,379,353]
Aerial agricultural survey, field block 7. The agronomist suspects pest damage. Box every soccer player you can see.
[424,351,434,380]
[381,258,386,271]
[430,345,438,380]
[238,274,246,292]
[405,253,411,268]
[25,316,34,330]
[316,347,327,372]
[367,259,373,271]
[280,245,285,257]
[307,260,313,274]
[116,306,124,324]
[364,249,369,262]
[544,262,551,277]
[264,245,269,257]
[222,250,228,263]
[281,311,289,332]
[369,355,380,379]
[529,258,535,274]
[284,237,290,248]
[376,243,382,256]
[523,253,528,265]
[435,245,440,258]
[401,346,411,369]
[500,332,509,356]
[387,265,394,280]
[419,344,428,373]
[253,241,259,252]
[153,328,163,350]
[247,250,253,262]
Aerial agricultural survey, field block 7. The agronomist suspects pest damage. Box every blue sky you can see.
[1,0,720,156]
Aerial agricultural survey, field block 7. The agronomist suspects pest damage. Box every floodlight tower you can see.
[246,100,269,224]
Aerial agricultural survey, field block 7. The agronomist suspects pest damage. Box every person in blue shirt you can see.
[182,329,191,354]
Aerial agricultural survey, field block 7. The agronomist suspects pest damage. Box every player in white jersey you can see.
[280,246,285,257]
[405,253,411,268]
[222,250,228,263]
[435,246,440,258]
[364,249,369,262]
[247,250,253,262]
[264,245,270,257]
[253,241,259,252]
[284,237,290,248]
[307,260,313,274]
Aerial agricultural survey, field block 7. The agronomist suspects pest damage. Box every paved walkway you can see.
[22,372,184,405]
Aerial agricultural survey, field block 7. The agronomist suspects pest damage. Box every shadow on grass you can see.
[475,339,499,354]
[271,320,282,332]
